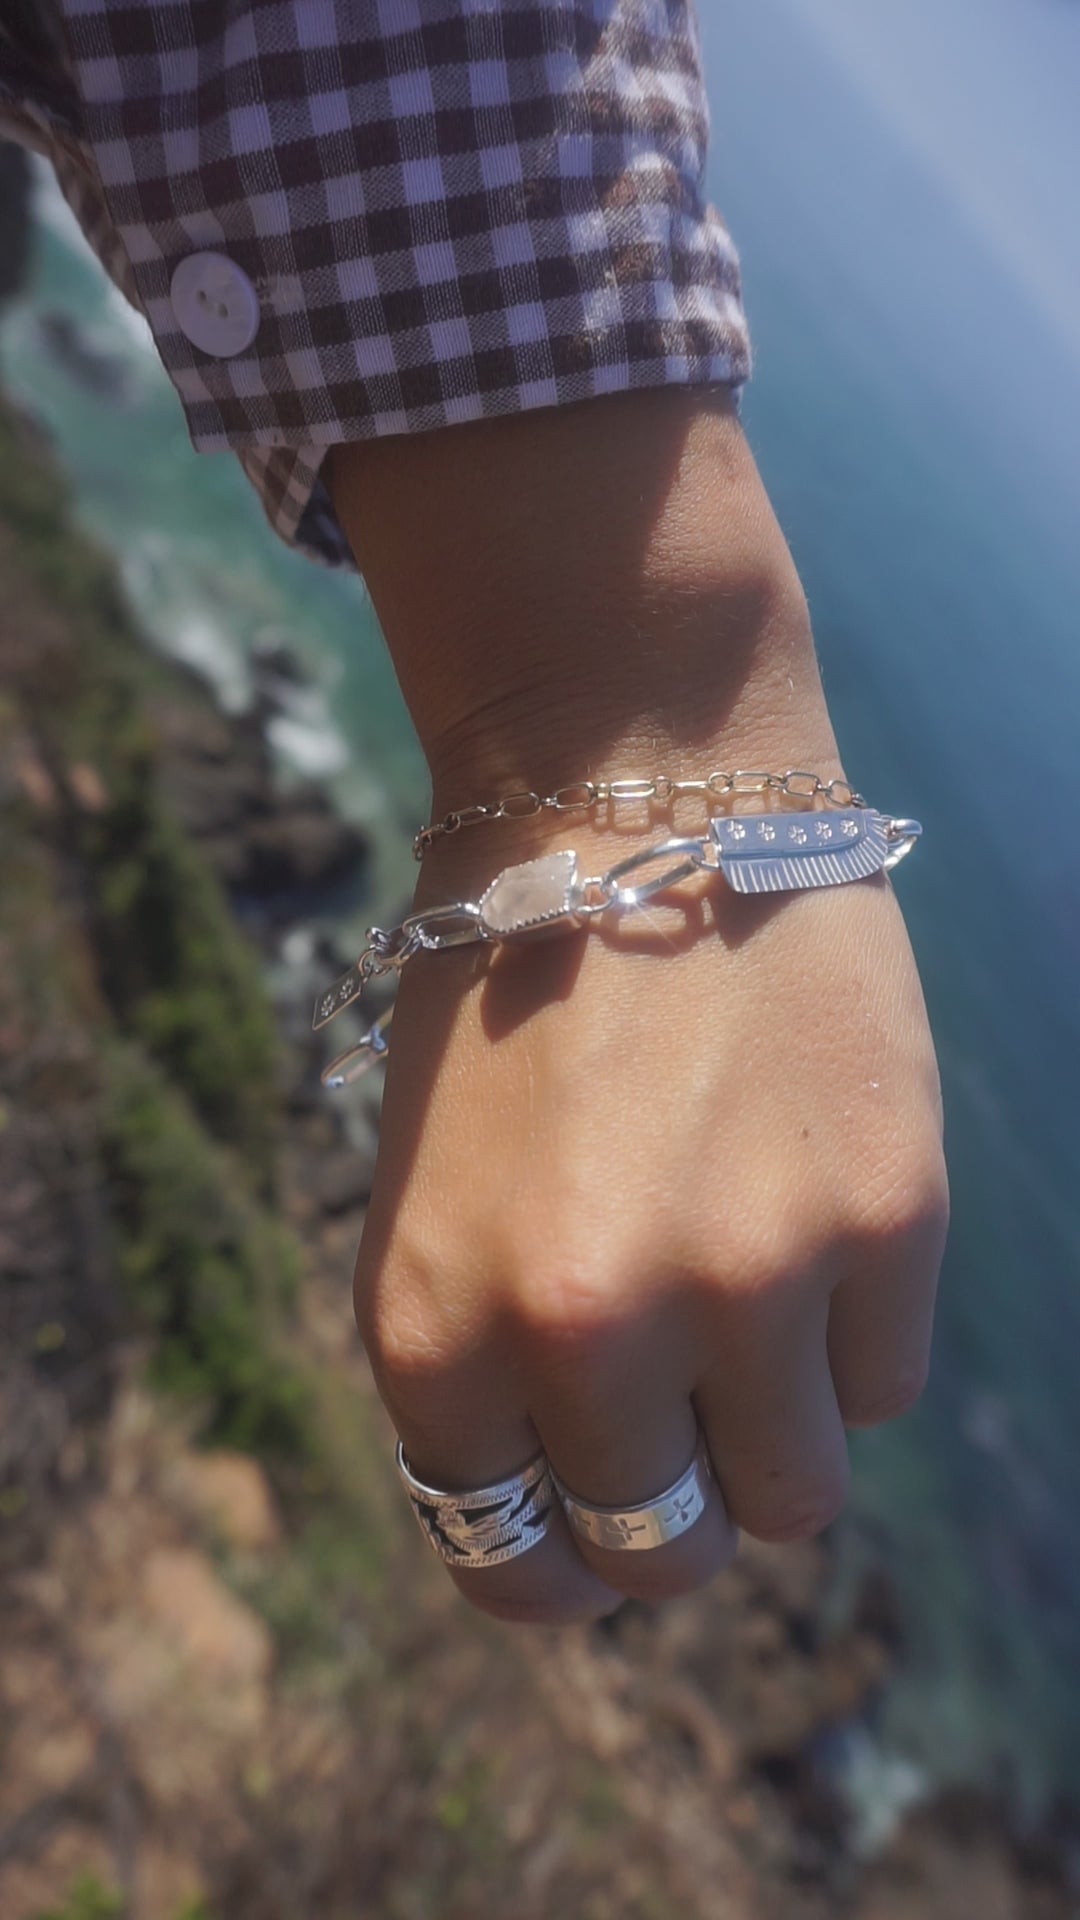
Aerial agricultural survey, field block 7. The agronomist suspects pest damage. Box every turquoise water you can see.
[3,178,427,923]
[706,2,1080,1804]
[4,2,1080,1809]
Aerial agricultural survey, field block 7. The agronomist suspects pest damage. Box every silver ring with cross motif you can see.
[395,1442,555,1569]
[553,1434,715,1551]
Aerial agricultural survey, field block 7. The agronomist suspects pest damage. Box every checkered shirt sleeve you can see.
[1,1,751,567]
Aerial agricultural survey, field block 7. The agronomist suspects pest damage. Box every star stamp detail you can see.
[711,808,891,894]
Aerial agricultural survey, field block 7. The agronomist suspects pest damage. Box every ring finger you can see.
[527,1345,738,1603]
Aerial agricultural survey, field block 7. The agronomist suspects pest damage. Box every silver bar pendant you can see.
[710,807,895,894]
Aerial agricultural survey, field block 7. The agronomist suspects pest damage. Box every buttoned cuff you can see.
[59,0,751,566]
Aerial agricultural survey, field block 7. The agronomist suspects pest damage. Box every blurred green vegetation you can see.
[101,1044,313,1460]
[31,1879,123,1920]
[31,1879,214,1920]
[0,398,309,1466]
[0,400,278,1183]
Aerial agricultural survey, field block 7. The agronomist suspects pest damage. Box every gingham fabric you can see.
[0,0,751,567]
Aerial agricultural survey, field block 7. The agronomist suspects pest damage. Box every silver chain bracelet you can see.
[315,805,921,1087]
[412,766,867,858]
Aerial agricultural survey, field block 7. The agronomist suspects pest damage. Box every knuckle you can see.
[848,1151,950,1251]
[355,1234,476,1406]
[842,1361,930,1430]
[751,1498,843,1545]
[358,1288,454,1416]
[360,1298,420,1375]
[706,1219,809,1307]
[743,1468,851,1545]
[511,1256,628,1356]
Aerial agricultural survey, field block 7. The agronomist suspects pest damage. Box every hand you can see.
[328,392,949,1622]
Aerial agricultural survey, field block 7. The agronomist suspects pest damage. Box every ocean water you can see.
[704,0,1080,1806]
[3,0,1079,1811]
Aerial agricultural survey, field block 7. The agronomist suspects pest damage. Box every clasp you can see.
[400,904,485,950]
[882,818,923,869]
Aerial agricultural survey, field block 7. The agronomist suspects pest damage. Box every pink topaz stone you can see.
[479,850,581,937]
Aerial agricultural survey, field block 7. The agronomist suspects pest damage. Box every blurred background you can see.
[1,1,1078,1916]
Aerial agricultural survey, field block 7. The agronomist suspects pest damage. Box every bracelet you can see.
[413,768,867,859]
[316,803,921,1085]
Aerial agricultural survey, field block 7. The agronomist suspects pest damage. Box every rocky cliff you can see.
[0,395,1075,1920]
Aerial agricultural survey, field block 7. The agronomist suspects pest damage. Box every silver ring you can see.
[396,1442,554,1568]
[554,1434,714,1551]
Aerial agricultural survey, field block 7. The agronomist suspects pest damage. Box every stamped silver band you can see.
[554,1435,714,1552]
[396,1442,554,1569]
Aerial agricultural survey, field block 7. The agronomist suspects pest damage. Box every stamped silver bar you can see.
[710,806,894,894]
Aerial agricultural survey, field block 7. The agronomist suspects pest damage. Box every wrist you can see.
[327,386,840,834]
[422,574,832,813]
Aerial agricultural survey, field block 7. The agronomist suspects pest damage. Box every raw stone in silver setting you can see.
[478,849,582,937]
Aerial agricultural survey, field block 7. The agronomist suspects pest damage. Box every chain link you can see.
[317,803,919,1050]
[399,903,485,950]
[601,838,708,906]
[413,768,866,858]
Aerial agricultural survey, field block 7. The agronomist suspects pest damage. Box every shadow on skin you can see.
[326,387,807,808]
[477,866,789,1047]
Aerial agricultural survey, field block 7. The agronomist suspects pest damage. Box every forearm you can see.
[326,387,837,821]
[330,386,945,1627]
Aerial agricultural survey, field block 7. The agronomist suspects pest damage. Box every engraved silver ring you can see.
[553,1433,715,1552]
[396,1442,555,1569]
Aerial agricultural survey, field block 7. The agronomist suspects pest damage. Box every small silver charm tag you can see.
[312,962,366,1031]
[710,807,891,894]
[479,849,582,938]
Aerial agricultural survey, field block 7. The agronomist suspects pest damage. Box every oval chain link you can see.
[414,768,867,857]
[399,902,486,950]
[497,790,543,819]
[600,837,711,907]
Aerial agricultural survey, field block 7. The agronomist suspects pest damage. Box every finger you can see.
[360,1302,622,1626]
[827,1196,946,1428]
[695,1290,851,1544]
[526,1337,737,1604]
[396,1417,622,1625]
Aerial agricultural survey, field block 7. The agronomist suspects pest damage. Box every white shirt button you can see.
[170,252,261,358]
